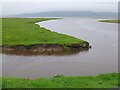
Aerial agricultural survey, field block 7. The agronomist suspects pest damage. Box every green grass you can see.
[2,73,120,88]
[99,20,120,23]
[2,18,88,46]
[63,46,72,51]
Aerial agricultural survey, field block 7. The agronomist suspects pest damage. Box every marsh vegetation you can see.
[2,73,119,88]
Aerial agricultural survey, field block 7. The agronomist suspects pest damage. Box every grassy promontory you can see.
[2,73,119,88]
[2,18,89,51]
[99,20,120,23]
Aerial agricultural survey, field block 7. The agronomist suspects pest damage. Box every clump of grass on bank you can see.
[99,20,120,23]
[63,46,72,51]
[2,18,88,46]
[2,73,120,88]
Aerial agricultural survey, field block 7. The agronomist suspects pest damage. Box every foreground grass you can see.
[99,20,120,23]
[2,18,87,46]
[2,73,120,88]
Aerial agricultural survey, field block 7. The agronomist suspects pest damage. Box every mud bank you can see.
[1,43,90,55]
[1,49,89,56]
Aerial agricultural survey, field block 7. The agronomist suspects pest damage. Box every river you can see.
[2,18,118,79]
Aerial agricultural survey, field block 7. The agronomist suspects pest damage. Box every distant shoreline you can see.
[99,20,120,23]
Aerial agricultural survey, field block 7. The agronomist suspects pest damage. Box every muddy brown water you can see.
[2,18,118,79]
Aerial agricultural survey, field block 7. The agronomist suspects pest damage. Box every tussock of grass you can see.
[99,20,120,23]
[2,18,88,46]
[2,73,120,88]
[63,46,72,51]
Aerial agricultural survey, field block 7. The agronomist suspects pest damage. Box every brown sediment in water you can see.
[1,43,90,56]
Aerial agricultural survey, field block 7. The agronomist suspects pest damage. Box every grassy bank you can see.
[99,20,120,23]
[2,73,119,88]
[2,18,88,47]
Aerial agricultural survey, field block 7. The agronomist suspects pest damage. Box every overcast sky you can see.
[1,0,119,16]
[1,0,119,2]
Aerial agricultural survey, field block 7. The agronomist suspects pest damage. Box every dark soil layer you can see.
[1,43,90,55]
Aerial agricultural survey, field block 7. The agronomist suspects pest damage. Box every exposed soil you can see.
[1,43,90,55]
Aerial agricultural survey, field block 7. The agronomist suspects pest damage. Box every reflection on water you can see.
[1,48,89,56]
